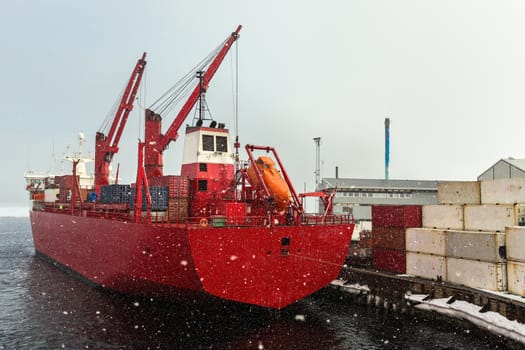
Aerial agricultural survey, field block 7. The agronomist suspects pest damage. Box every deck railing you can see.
[34,201,353,228]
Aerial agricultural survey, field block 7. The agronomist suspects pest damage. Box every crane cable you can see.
[153,74,195,116]
[137,64,147,140]
[151,54,213,116]
[287,253,344,267]
[149,52,212,111]
[99,35,230,139]
[148,37,228,119]
[98,81,128,134]
[235,38,239,142]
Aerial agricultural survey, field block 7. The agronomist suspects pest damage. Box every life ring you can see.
[199,218,208,227]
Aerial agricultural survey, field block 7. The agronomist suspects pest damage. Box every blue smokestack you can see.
[385,118,390,180]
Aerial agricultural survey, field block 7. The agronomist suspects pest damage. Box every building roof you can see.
[320,178,438,191]
[501,158,525,171]
[478,158,525,179]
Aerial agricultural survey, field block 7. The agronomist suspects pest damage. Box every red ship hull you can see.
[30,210,353,309]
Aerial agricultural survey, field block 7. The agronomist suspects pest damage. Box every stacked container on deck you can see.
[56,175,86,202]
[126,185,169,222]
[97,178,189,222]
[149,176,189,222]
[100,184,133,204]
[371,205,422,274]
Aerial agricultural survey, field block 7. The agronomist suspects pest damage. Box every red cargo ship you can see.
[25,26,354,309]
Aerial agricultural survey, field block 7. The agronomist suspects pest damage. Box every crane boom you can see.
[160,25,242,151]
[144,25,241,179]
[94,52,147,191]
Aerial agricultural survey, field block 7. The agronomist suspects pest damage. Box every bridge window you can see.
[216,136,228,152]
[202,135,214,151]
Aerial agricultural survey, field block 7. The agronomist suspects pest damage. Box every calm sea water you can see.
[0,217,513,349]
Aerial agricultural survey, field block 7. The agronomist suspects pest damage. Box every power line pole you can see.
[313,137,321,190]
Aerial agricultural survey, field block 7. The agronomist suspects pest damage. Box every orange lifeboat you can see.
[247,156,291,210]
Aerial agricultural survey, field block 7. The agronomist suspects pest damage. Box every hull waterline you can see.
[30,210,353,309]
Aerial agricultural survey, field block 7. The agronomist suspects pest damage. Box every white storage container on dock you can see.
[422,205,463,230]
[463,204,517,232]
[446,230,506,263]
[438,181,480,205]
[517,205,525,225]
[505,226,525,262]
[405,228,446,255]
[446,257,507,291]
[406,252,447,280]
[507,260,525,297]
[481,178,525,205]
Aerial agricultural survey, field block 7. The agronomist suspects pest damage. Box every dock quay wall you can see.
[334,267,525,323]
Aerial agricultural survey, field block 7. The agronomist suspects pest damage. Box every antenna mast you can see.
[313,137,321,190]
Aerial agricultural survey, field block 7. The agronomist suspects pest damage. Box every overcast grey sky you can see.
[2,0,525,209]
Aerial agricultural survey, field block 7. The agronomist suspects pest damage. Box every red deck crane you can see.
[94,52,147,192]
[143,25,242,179]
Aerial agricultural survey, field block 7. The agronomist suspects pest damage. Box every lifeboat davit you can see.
[247,156,291,210]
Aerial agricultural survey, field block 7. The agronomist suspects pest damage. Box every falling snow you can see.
[294,314,306,322]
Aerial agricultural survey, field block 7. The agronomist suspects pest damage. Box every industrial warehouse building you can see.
[317,178,438,221]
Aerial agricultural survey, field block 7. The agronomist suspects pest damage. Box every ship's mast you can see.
[143,25,242,179]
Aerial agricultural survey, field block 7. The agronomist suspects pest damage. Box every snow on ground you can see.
[406,293,525,345]
[331,279,525,345]
[330,279,370,295]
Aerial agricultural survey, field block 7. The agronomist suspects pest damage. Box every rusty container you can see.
[150,175,190,198]
[372,226,406,251]
[168,198,189,222]
[372,247,406,274]
[372,205,422,228]
[359,230,373,248]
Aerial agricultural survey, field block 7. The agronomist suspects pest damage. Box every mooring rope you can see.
[287,253,343,267]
